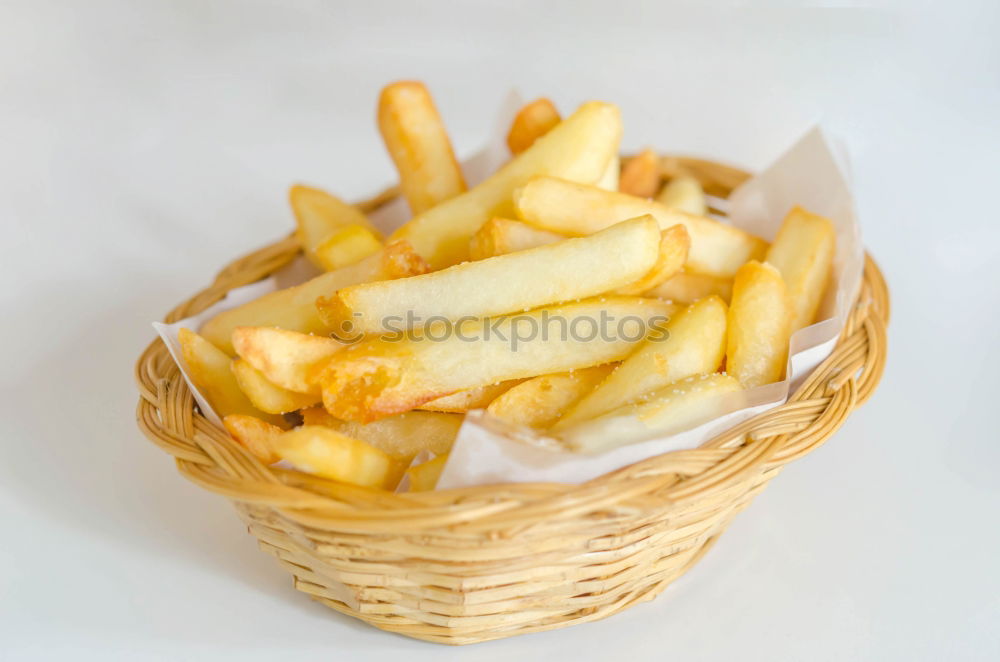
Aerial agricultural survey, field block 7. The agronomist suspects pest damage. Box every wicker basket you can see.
[134,157,889,645]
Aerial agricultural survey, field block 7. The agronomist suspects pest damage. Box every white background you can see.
[2,1,998,660]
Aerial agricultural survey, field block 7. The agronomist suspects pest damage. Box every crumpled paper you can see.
[152,95,861,490]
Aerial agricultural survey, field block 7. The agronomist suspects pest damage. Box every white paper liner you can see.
[151,99,862,491]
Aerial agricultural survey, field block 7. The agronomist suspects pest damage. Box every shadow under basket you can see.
[134,156,890,645]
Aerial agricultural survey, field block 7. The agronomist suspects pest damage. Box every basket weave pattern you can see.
[134,158,889,645]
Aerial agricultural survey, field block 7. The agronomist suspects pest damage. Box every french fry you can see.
[223,414,283,464]
[596,155,619,191]
[389,101,622,269]
[419,380,524,413]
[727,261,792,387]
[320,216,661,335]
[555,295,727,428]
[765,206,836,331]
[656,175,708,215]
[272,426,406,489]
[232,326,343,394]
[643,269,733,304]
[231,359,319,414]
[406,453,449,492]
[515,177,768,278]
[468,217,567,260]
[506,98,561,155]
[177,328,283,425]
[378,81,467,215]
[318,297,674,422]
[290,185,382,270]
[314,224,383,271]
[200,240,429,355]
[300,407,460,458]
[558,373,743,453]
[615,225,690,295]
[619,149,661,198]
[485,364,616,430]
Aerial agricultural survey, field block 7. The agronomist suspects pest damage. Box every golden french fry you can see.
[300,407,460,458]
[406,453,449,492]
[318,297,674,422]
[485,364,616,430]
[290,185,382,270]
[506,97,561,155]
[643,269,733,304]
[558,373,743,453]
[727,261,792,387]
[656,175,708,215]
[765,206,836,331]
[615,224,690,295]
[555,295,727,428]
[389,101,622,269]
[596,155,619,191]
[468,217,567,260]
[272,426,406,489]
[223,414,283,464]
[231,359,319,414]
[232,326,343,394]
[419,380,523,413]
[515,176,768,277]
[619,149,661,198]
[321,216,661,335]
[314,224,383,271]
[200,240,428,355]
[378,81,467,215]
[177,328,283,424]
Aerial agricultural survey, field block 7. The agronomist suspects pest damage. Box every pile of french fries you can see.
[179,82,836,492]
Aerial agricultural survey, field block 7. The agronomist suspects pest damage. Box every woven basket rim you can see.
[134,156,890,532]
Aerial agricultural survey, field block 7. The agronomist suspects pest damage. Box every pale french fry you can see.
[727,261,792,387]
[615,225,690,296]
[231,359,319,414]
[314,224,383,271]
[406,453,449,492]
[596,155,620,191]
[419,380,524,413]
[200,240,428,355]
[656,175,707,215]
[506,98,561,155]
[321,216,661,335]
[177,328,283,425]
[290,185,382,270]
[558,373,743,453]
[378,81,467,215]
[468,217,567,260]
[485,364,616,430]
[223,414,284,464]
[555,295,727,428]
[232,326,344,394]
[318,297,674,422]
[272,426,406,489]
[619,149,661,198]
[643,269,733,304]
[300,407,460,458]
[389,101,622,269]
[765,206,836,331]
[515,177,768,278]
